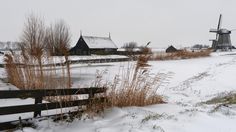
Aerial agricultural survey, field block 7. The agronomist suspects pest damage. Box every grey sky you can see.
[0,0,236,48]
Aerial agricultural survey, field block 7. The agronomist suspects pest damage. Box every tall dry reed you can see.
[4,51,70,90]
[105,47,166,107]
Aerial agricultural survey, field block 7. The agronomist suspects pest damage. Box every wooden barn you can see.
[166,45,178,53]
[70,34,118,55]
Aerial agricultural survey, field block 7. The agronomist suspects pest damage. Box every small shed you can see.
[70,34,118,55]
[166,45,177,53]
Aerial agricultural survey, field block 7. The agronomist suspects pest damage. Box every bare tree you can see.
[45,20,72,87]
[20,14,46,82]
[45,20,71,56]
[122,42,138,52]
[45,26,55,56]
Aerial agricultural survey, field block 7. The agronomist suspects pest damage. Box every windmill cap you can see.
[220,29,231,34]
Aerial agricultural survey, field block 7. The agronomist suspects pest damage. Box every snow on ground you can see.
[1,51,236,131]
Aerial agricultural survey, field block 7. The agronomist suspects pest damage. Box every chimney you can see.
[109,32,111,39]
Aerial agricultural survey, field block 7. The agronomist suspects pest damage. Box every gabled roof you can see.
[166,45,177,53]
[82,36,118,49]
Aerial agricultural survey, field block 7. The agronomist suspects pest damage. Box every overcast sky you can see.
[1,0,236,48]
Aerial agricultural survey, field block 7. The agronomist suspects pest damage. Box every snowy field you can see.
[1,51,236,132]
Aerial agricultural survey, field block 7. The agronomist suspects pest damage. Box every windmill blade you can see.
[209,39,217,41]
[230,29,236,31]
[209,29,218,32]
[217,14,222,30]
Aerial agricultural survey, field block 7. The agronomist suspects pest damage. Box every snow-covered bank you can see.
[1,51,236,131]
[0,54,129,65]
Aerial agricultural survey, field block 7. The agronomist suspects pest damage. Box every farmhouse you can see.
[166,45,178,53]
[70,34,118,55]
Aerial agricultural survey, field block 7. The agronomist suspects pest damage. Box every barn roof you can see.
[82,36,118,49]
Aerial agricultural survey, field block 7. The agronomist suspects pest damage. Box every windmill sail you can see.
[217,14,222,31]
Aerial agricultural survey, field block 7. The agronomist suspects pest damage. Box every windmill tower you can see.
[210,14,233,51]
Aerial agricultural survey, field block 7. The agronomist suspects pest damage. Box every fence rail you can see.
[0,87,106,99]
[0,87,107,131]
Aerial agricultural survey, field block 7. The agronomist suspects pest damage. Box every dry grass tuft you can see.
[107,72,165,107]
[105,47,166,107]
[4,51,69,90]
[153,49,212,60]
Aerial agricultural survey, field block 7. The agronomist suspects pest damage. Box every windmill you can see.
[210,14,233,51]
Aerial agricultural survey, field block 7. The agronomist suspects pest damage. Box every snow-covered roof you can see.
[82,36,118,49]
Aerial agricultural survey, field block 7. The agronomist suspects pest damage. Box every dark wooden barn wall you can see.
[70,37,90,55]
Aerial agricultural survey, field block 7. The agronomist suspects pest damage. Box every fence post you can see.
[18,116,23,130]
[88,89,94,99]
[34,96,42,117]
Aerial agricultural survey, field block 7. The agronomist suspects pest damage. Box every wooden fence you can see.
[0,87,106,130]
